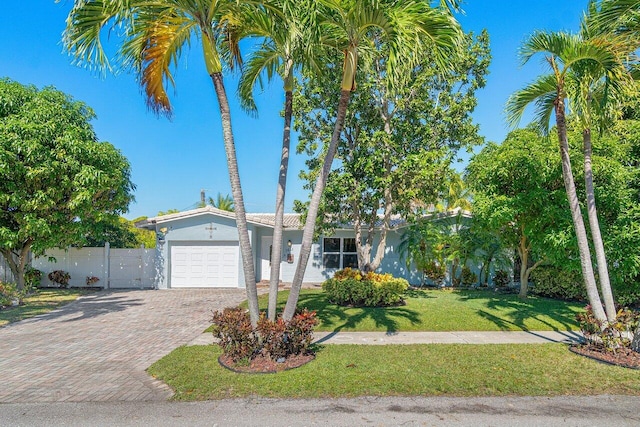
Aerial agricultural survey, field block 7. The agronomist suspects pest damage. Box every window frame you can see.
[323,237,358,270]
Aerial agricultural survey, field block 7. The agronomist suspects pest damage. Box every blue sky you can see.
[0,1,588,220]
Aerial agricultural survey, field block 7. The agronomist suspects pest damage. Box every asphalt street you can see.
[2,395,639,426]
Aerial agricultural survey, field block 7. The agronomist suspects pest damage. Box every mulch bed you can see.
[219,353,315,374]
[570,345,640,370]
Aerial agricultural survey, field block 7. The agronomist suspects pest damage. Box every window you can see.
[323,237,358,269]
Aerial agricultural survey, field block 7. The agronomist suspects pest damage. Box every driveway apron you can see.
[0,289,246,403]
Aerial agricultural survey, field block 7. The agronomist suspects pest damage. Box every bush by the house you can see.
[530,266,586,301]
[612,280,640,308]
[0,281,22,307]
[211,307,318,363]
[493,270,511,288]
[48,270,71,288]
[24,267,42,289]
[86,276,100,286]
[424,261,446,286]
[460,266,478,287]
[577,305,640,352]
[322,268,409,307]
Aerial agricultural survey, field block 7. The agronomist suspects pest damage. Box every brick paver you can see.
[0,289,246,403]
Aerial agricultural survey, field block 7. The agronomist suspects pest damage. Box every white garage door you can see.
[171,243,239,288]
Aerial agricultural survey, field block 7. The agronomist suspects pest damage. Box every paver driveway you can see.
[0,289,246,403]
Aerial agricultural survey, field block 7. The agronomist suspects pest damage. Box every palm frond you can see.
[506,73,558,132]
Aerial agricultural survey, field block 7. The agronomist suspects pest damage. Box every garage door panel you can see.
[171,244,239,288]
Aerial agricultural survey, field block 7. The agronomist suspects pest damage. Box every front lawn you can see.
[148,343,640,400]
[244,289,584,332]
[0,289,91,327]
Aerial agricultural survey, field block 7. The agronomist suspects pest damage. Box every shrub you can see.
[577,305,640,352]
[48,270,71,288]
[86,276,100,286]
[0,281,27,307]
[493,270,511,288]
[322,269,409,307]
[24,267,42,289]
[423,261,446,286]
[460,266,478,287]
[530,266,586,301]
[211,307,318,362]
[612,280,640,308]
[256,309,318,360]
[211,307,259,362]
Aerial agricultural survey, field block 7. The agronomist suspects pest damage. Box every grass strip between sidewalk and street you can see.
[148,343,640,401]
[0,289,90,327]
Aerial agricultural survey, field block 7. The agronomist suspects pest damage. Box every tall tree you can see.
[62,0,262,325]
[294,31,488,273]
[282,0,463,320]
[466,129,569,298]
[505,31,623,322]
[239,0,321,320]
[0,79,134,289]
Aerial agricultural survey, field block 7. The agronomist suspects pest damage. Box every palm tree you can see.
[506,31,623,323]
[436,171,472,212]
[209,193,235,212]
[589,0,640,39]
[238,0,321,321]
[62,0,262,325]
[281,0,463,320]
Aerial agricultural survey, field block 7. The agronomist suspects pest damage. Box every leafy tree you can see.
[62,0,262,325]
[0,79,134,289]
[282,0,463,320]
[294,31,488,272]
[157,209,180,216]
[85,216,155,248]
[466,129,569,298]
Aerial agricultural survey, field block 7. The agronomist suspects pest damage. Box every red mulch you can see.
[219,353,315,374]
[570,345,640,369]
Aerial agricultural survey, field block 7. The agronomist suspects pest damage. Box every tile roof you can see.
[135,206,471,231]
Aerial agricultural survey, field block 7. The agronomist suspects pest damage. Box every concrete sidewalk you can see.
[189,330,583,346]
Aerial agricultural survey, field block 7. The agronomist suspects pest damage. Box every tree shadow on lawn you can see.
[296,292,421,333]
[457,290,582,332]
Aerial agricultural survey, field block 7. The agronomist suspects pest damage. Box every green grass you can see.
[148,343,640,400]
[0,289,90,327]
[239,289,584,332]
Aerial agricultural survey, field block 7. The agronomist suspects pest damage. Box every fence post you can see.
[104,242,110,289]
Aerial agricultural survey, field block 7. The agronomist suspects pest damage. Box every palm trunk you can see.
[555,100,607,323]
[282,89,352,320]
[267,90,293,321]
[583,128,616,322]
[210,73,259,326]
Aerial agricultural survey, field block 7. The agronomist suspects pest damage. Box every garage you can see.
[170,243,239,288]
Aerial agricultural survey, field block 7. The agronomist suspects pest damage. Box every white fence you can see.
[0,254,16,283]
[31,244,158,289]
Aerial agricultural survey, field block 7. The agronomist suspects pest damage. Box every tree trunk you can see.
[632,324,640,353]
[555,99,607,323]
[1,242,31,291]
[583,128,616,322]
[210,73,259,326]
[267,90,293,321]
[517,236,529,299]
[282,90,352,320]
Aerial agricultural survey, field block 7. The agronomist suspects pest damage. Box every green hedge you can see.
[531,265,640,307]
[530,266,586,301]
[322,268,409,307]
